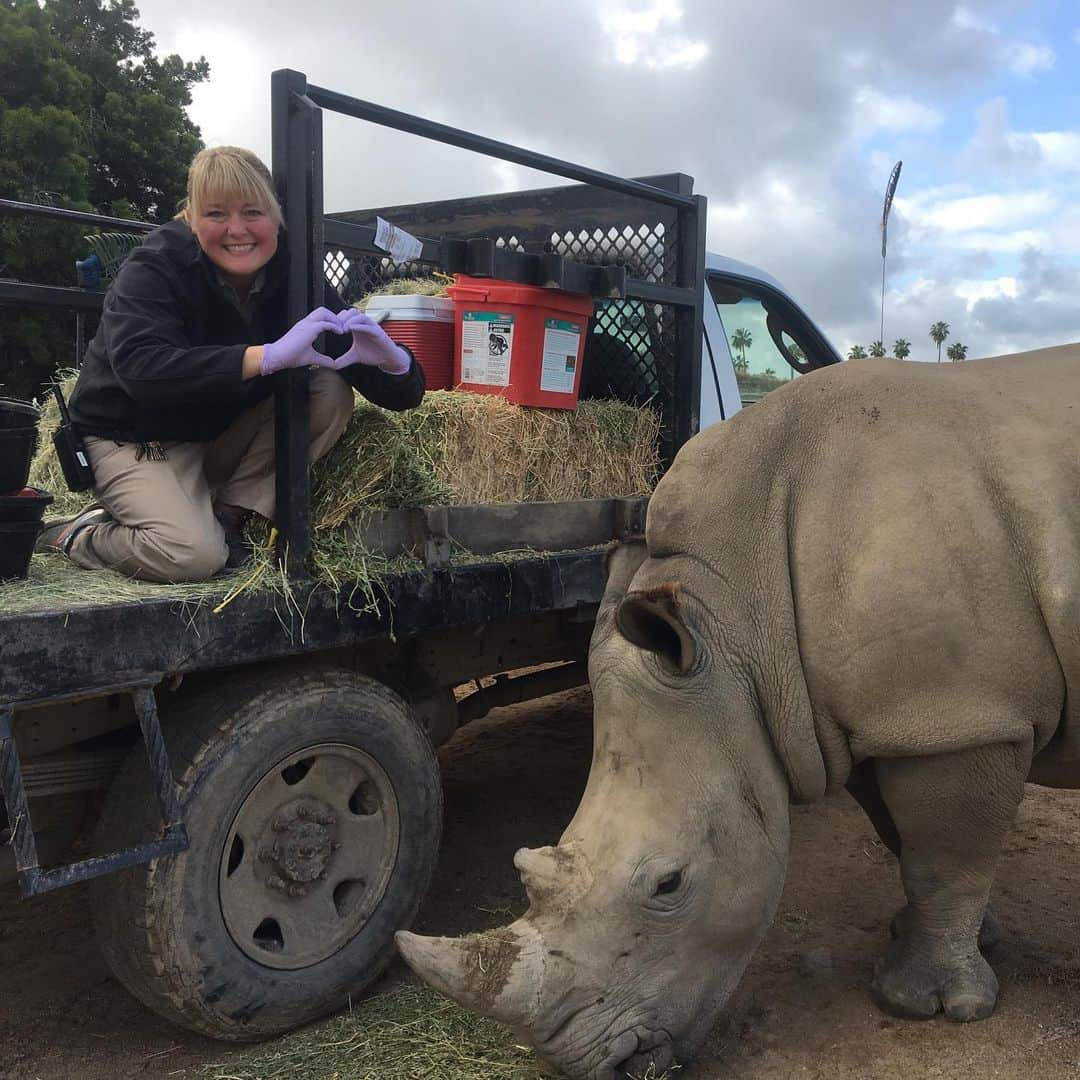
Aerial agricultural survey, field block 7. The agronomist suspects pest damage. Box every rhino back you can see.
[650,347,1080,774]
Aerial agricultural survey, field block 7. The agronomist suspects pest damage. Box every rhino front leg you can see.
[870,741,1029,1023]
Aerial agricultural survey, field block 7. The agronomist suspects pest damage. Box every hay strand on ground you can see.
[197,981,677,1080]
[198,983,549,1080]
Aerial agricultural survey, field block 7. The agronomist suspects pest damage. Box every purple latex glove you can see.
[260,307,342,376]
[327,308,412,374]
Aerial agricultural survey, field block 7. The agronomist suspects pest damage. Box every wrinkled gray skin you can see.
[398,347,1080,1079]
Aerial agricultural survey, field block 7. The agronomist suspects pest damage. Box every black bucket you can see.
[0,398,41,430]
[0,426,39,494]
[0,487,54,524]
[0,520,44,581]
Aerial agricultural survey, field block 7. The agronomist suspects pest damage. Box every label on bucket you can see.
[540,318,582,394]
[461,311,514,386]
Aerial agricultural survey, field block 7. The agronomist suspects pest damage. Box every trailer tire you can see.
[90,669,442,1041]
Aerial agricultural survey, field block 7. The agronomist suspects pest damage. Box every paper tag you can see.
[461,311,513,386]
[374,217,424,263]
[540,317,582,393]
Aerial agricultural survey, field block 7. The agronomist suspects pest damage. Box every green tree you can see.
[893,338,911,359]
[730,328,752,374]
[929,321,950,363]
[848,344,867,359]
[947,342,968,362]
[1,0,208,398]
[869,340,886,357]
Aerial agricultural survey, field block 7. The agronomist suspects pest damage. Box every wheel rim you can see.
[219,743,400,970]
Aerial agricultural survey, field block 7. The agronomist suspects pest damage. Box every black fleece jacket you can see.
[68,219,425,443]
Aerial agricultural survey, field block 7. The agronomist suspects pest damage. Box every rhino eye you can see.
[654,870,683,897]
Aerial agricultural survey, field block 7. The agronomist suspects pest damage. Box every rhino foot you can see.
[889,903,1005,956]
[872,922,998,1022]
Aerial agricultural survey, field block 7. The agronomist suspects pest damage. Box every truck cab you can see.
[586,251,841,430]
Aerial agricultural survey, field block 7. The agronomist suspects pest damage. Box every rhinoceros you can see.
[398,346,1080,1079]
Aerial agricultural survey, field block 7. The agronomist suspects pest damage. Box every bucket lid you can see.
[362,294,455,322]
[447,275,595,317]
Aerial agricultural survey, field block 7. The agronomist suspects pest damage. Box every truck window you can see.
[580,298,663,407]
[708,276,822,405]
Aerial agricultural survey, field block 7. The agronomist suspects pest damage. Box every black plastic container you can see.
[0,520,44,581]
[0,426,38,493]
[0,397,40,430]
[0,487,54,523]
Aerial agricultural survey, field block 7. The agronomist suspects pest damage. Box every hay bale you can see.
[319,390,661,515]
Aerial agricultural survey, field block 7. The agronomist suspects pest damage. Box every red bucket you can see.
[363,294,455,391]
[446,276,594,410]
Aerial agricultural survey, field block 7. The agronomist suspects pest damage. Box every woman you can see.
[38,146,425,582]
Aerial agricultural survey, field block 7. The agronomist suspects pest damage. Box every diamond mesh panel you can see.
[323,246,442,305]
[547,223,673,284]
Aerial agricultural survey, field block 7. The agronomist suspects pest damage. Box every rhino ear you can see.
[616,583,697,674]
[604,539,648,592]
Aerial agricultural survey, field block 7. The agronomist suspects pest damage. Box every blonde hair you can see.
[176,146,283,229]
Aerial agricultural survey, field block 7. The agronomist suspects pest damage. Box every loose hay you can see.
[197,982,676,1080]
[10,381,660,615]
[198,983,546,1080]
[357,275,450,304]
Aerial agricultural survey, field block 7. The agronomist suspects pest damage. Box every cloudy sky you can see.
[138,0,1079,363]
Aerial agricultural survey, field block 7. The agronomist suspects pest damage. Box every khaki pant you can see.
[68,369,354,582]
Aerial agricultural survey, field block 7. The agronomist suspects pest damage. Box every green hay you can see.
[198,983,545,1080]
[197,982,675,1080]
[357,276,450,305]
[0,545,236,615]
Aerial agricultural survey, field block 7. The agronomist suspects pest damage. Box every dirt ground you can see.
[3,685,1080,1079]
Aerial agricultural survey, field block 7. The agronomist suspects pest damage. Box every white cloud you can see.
[950,7,1053,77]
[1032,132,1080,172]
[1006,42,1055,76]
[852,87,944,134]
[896,190,1056,233]
[949,229,1051,253]
[955,276,1018,311]
[600,1,708,70]
[950,6,995,34]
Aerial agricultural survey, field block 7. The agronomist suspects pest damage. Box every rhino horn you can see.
[514,846,563,906]
[395,923,544,1028]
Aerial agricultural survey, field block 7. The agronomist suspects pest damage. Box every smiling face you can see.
[190,197,278,291]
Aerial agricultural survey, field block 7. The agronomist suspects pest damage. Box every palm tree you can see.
[929,321,950,363]
[947,342,968,362]
[893,338,911,359]
[731,329,752,373]
[869,340,886,357]
[848,344,867,359]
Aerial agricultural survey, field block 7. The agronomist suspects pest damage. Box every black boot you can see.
[214,505,252,570]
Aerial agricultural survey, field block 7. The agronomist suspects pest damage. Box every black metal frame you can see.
[0,687,188,896]
[269,68,706,565]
